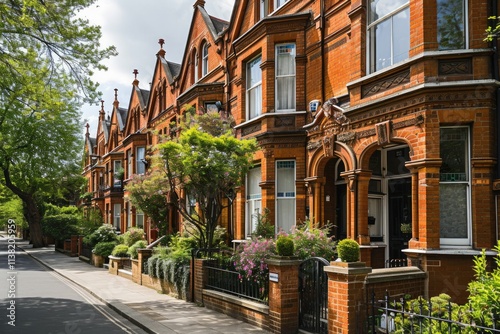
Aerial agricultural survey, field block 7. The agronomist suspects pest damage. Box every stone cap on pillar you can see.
[324,261,372,275]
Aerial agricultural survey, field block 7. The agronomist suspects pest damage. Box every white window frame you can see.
[127,150,133,179]
[439,126,471,247]
[127,202,132,229]
[194,50,199,82]
[276,160,296,234]
[437,0,468,50]
[136,146,146,175]
[113,203,121,232]
[202,42,209,77]
[275,0,289,10]
[136,210,144,229]
[246,166,262,237]
[113,160,122,187]
[367,0,410,74]
[246,55,262,120]
[260,0,268,19]
[275,43,296,112]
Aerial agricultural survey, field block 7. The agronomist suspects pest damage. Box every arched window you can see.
[202,42,209,77]
[193,49,199,82]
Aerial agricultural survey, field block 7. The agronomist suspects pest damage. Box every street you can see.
[0,237,146,334]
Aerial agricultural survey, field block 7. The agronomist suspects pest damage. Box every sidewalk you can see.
[0,232,268,334]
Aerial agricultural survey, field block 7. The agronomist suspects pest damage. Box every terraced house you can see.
[83,0,500,303]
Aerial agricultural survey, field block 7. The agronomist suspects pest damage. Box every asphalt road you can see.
[0,237,147,334]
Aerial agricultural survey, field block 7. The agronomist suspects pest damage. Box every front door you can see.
[388,177,412,261]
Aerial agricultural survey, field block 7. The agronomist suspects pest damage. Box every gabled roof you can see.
[116,107,128,132]
[199,7,229,41]
[161,57,181,84]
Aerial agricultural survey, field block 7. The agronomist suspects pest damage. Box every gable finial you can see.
[193,0,205,9]
[132,69,139,86]
[113,88,119,108]
[157,39,166,58]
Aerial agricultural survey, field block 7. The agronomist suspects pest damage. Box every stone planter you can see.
[108,255,130,275]
[92,253,104,268]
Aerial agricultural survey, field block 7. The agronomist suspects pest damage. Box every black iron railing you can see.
[369,291,500,333]
[204,257,268,304]
[194,249,268,304]
[80,242,92,259]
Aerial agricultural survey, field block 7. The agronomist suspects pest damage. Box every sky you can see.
[79,0,234,137]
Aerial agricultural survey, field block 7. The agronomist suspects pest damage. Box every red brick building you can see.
[83,0,500,303]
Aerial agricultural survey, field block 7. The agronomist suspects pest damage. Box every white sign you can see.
[269,273,278,282]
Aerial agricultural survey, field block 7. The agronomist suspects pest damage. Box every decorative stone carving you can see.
[438,58,472,75]
[362,69,410,98]
[375,121,393,145]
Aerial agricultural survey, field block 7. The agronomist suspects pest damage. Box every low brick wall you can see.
[202,290,269,331]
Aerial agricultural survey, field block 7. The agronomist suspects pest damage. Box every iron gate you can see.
[299,257,329,334]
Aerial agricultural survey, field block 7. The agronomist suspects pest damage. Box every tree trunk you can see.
[3,168,46,248]
[24,196,46,248]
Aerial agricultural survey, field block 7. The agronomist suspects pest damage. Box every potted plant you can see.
[275,235,295,257]
[336,239,360,263]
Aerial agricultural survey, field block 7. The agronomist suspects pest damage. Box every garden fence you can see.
[369,291,500,333]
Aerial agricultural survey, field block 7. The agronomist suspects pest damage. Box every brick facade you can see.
[83,0,500,305]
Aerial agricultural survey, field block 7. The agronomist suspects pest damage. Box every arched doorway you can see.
[330,144,412,265]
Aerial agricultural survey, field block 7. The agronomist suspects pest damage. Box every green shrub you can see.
[336,239,359,262]
[127,240,148,259]
[93,241,117,258]
[467,241,500,327]
[276,235,294,256]
[83,224,117,247]
[122,227,145,246]
[111,244,129,257]
[41,214,80,241]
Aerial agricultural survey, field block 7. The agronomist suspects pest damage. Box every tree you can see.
[159,110,258,249]
[0,0,116,247]
[125,168,171,236]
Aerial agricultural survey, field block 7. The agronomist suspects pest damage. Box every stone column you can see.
[266,257,302,334]
[324,262,372,334]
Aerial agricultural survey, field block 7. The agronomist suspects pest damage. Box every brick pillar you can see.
[137,248,153,285]
[78,236,84,257]
[193,258,207,304]
[70,235,79,257]
[324,262,372,334]
[266,257,302,334]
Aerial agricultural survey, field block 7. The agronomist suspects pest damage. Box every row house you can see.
[83,0,230,241]
[83,0,500,303]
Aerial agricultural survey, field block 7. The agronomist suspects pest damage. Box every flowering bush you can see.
[232,238,275,284]
[283,223,336,261]
[84,224,117,247]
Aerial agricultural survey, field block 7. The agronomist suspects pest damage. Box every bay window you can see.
[275,44,296,112]
[440,127,471,246]
[367,0,410,73]
[246,55,262,120]
[246,166,262,236]
[276,160,295,233]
